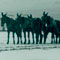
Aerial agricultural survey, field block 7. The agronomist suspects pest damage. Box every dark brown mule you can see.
[1,12,22,44]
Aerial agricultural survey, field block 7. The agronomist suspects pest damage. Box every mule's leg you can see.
[39,31,43,44]
[32,32,34,44]
[13,32,15,44]
[17,35,19,44]
[59,33,60,44]
[20,31,22,44]
[28,31,30,44]
[36,33,39,44]
[7,31,10,44]
[44,32,48,44]
[56,35,58,44]
[16,32,19,44]
[51,33,54,44]
[59,36,60,43]
[24,31,26,44]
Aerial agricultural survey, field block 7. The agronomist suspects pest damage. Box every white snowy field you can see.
[0,32,60,60]
[0,47,60,60]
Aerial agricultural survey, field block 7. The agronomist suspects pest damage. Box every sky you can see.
[0,0,60,19]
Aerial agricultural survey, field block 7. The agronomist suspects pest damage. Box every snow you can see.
[0,48,60,60]
[0,32,60,60]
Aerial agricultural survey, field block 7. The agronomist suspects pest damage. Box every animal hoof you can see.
[28,40,30,44]
[39,42,42,44]
[7,42,9,44]
[28,42,30,44]
[13,42,15,44]
[32,42,34,44]
[24,42,26,44]
[21,41,23,44]
[17,42,19,44]
[36,42,38,44]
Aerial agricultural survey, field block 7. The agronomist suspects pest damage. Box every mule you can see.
[55,20,60,43]
[41,12,59,44]
[1,12,22,44]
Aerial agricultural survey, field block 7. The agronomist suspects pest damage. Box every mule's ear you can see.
[17,13,19,17]
[20,14,22,17]
[1,12,4,16]
[43,11,46,16]
[46,12,48,15]
[5,13,7,16]
[27,14,29,18]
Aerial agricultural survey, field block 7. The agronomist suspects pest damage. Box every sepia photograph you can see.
[0,0,60,60]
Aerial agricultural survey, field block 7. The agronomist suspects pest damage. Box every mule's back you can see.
[55,20,60,31]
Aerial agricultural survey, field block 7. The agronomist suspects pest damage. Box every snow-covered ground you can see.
[0,47,60,60]
[0,32,60,60]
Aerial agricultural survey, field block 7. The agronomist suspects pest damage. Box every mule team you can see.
[1,12,60,44]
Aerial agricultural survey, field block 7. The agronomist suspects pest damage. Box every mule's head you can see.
[16,13,26,25]
[1,12,7,27]
[16,13,23,24]
[41,12,49,26]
